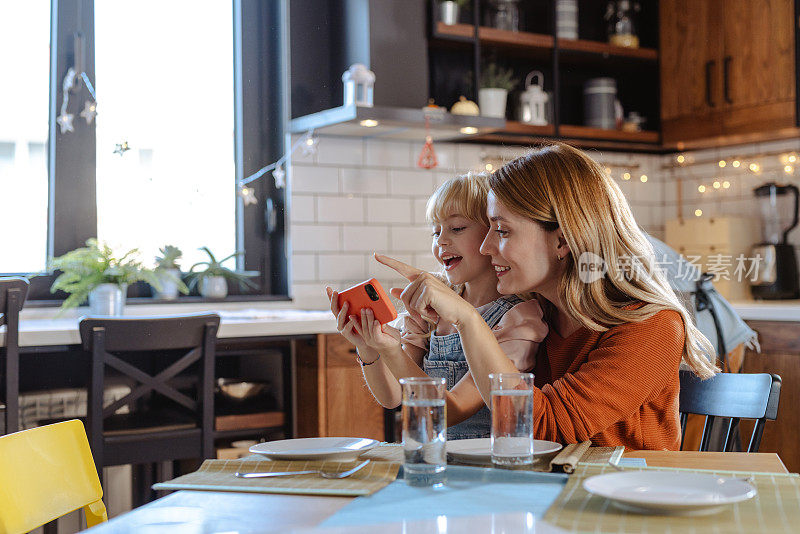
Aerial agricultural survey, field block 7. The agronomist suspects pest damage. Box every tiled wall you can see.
[288,136,665,309]
[664,137,800,229]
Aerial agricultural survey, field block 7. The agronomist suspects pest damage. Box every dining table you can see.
[83,450,790,533]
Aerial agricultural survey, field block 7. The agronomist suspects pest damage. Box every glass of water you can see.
[399,376,447,487]
[490,372,535,466]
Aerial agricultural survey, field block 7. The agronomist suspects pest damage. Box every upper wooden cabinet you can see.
[660,0,796,146]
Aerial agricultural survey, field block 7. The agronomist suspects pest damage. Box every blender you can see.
[750,182,800,299]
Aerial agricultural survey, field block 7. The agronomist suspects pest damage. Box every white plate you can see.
[583,471,757,515]
[249,437,379,461]
[446,438,562,464]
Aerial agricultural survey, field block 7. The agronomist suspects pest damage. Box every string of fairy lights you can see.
[673,150,800,218]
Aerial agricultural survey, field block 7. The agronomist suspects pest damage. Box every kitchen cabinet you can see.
[660,0,796,146]
[295,334,388,440]
[740,320,800,473]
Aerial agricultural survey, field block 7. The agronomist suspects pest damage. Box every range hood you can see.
[289,104,505,142]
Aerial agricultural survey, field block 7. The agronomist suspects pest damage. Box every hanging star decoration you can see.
[57,67,98,134]
[272,165,286,189]
[56,112,75,134]
[79,100,97,124]
[113,141,130,156]
[238,185,258,206]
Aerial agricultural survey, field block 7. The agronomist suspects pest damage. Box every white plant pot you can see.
[440,1,460,25]
[200,276,228,299]
[88,283,126,316]
[155,268,181,300]
[479,88,508,118]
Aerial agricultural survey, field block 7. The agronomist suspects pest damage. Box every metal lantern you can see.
[342,63,375,107]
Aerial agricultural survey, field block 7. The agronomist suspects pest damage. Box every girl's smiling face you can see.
[480,191,563,295]
[431,214,493,286]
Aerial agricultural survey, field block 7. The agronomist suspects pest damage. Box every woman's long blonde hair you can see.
[489,142,717,379]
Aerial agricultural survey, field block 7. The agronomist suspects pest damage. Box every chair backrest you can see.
[679,369,781,452]
[78,313,220,469]
[0,420,107,533]
[1,277,29,435]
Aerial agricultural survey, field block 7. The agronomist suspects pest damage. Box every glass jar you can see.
[605,0,640,48]
[492,0,520,32]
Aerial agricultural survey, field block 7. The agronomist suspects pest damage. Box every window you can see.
[94,1,236,267]
[4,1,288,301]
[0,1,50,273]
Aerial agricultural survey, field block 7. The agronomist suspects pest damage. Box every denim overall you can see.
[423,295,522,440]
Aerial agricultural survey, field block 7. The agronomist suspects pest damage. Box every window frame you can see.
[14,0,289,306]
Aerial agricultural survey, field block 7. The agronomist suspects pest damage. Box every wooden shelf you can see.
[558,125,659,144]
[434,23,656,61]
[558,38,657,61]
[501,121,556,137]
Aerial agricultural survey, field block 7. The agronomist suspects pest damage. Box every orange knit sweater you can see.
[533,309,684,450]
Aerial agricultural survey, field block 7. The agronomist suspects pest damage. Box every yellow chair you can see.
[0,420,107,534]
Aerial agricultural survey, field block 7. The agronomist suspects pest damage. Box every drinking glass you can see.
[399,376,447,486]
[490,372,534,466]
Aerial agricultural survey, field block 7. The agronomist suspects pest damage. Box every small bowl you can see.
[216,378,268,401]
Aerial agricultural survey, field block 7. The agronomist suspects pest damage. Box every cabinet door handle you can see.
[723,55,733,104]
[705,60,716,108]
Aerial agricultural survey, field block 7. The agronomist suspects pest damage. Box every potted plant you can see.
[187,247,257,299]
[438,0,469,25]
[479,63,518,119]
[49,239,161,315]
[153,245,190,300]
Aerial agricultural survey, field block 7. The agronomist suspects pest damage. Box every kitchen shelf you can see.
[215,411,285,432]
[558,125,659,144]
[434,22,655,62]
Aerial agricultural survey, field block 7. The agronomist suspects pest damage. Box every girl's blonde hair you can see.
[489,142,717,379]
[426,171,491,227]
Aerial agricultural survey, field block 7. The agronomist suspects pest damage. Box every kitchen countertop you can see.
[5,299,800,348]
[1,301,337,347]
[730,300,800,322]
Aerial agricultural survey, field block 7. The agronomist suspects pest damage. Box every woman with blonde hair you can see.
[380,142,716,450]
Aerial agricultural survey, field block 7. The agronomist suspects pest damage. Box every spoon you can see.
[235,459,371,479]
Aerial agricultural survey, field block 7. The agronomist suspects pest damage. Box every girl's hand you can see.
[375,254,477,328]
[326,286,367,349]
[353,308,402,352]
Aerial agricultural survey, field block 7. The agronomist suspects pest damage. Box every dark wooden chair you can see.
[79,313,220,503]
[679,369,781,452]
[1,277,29,435]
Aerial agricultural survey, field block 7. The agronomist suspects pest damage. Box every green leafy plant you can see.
[153,245,190,296]
[480,63,519,91]
[155,245,183,270]
[49,239,162,310]
[186,247,257,292]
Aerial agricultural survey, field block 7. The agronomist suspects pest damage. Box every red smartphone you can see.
[337,278,398,325]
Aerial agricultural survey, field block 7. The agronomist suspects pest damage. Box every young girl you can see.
[326,173,548,440]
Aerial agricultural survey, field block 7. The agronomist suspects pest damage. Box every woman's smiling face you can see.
[480,191,562,295]
[431,214,492,286]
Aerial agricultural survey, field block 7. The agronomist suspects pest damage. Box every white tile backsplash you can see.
[288,134,793,308]
[365,139,413,168]
[317,254,368,280]
[341,167,388,195]
[316,196,365,223]
[342,225,390,252]
[390,169,436,196]
[316,137,364,166]
[291,224,341,252]
[291,165,339,194]
[290,194,315,223]
[366,198,413,224]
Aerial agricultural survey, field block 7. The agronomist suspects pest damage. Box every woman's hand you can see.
[325,286,368,350]
[352,308,402,353]
[375,254,478,328]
